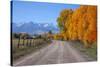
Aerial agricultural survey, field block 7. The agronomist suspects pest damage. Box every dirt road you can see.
[13,40,88,66]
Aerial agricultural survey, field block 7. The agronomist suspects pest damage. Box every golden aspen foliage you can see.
[71,5,97,47]
[82,6,97,47]
[57,9,73,31]
[57,5,97,48]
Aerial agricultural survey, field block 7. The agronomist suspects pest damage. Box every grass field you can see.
[70,41,97,60]
[12,38,51,61]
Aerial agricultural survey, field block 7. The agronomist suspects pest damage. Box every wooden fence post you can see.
[17,37,20,48]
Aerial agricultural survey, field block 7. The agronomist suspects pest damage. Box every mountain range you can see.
[12,22,59,34]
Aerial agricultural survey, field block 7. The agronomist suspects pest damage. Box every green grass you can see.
[84,42,97,60]
[70,41,97,60]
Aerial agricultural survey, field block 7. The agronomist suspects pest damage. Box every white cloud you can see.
[44,24,49,27]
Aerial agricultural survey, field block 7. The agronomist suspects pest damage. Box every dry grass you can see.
[12,38,51,61]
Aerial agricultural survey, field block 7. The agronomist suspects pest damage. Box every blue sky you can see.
[12,1,80,25]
